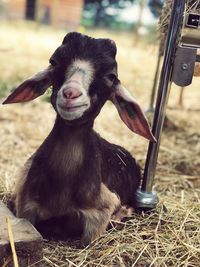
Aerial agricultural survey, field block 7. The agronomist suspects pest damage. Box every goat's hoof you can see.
[80,231,101,248]
[111,206,133,229]
[79,236,92,248]
[112,205,133,220]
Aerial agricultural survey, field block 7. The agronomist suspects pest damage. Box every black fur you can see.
[11,33,142,244]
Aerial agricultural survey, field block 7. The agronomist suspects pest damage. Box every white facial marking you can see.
[66,59,94,91]
[56,60,94,121]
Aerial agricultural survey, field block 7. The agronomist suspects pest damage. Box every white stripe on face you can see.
[65,59,94,92]
[56,60,94,121]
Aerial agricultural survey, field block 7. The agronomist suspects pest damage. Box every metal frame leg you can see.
[135,0,186,209]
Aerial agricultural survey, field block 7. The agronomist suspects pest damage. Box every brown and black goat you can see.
[3,32,156,246]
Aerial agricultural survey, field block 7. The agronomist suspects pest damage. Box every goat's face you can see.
[49,32,118,123]
[3,32,156,142]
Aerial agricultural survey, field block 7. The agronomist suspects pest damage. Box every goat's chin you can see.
[57,105,89,121]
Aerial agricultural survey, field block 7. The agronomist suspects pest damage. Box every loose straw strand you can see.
[6,216,19,267]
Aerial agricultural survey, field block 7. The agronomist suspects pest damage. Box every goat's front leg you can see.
[15,192,49,225]
[80,183,120,246]
[15,198,40,225]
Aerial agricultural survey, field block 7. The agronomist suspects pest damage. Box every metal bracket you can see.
[171,45,197,86]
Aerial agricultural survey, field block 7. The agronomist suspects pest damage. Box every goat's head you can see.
[3,32,156,142]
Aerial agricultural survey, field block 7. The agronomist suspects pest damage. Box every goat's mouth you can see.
[56,97,91,121]
[58,103,89,112]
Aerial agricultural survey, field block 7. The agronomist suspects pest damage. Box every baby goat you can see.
[3,32,155,246]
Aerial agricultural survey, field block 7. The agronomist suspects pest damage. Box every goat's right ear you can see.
[2,67,52,104]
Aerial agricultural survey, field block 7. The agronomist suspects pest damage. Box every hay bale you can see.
[159,0,200,56]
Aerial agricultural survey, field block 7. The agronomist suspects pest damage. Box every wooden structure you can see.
[2,0,84,30]
[0,200,43,266]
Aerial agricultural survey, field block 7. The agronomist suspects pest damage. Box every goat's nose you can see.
[63,88,82,99]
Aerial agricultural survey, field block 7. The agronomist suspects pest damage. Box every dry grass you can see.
[0,21,200,266]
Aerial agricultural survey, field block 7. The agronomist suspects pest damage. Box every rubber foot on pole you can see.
[134,188,159,211]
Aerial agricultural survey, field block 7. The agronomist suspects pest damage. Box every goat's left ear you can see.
[110,83,156,143]
[2,66,52,104]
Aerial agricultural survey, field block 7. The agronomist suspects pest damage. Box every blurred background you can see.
[0,0,163,100]
[0,0,162,32]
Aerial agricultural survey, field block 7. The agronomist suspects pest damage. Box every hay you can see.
[0,22,200,266]
[159,0,200,55]
[41,200,200,267]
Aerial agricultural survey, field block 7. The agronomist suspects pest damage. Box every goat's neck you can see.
[47,116,94,177]
[52,115,94,142]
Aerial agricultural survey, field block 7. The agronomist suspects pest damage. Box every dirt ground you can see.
[0,22,200,266]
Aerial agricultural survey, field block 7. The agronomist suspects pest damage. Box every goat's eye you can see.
[107,73,117,82]
[105,73,119,87]
[50,58,57,67]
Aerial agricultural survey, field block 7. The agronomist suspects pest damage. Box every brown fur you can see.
[80,183,120,245]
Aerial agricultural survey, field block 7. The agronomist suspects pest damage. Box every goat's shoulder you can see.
[96,136,141,207]
[97,135,136,164]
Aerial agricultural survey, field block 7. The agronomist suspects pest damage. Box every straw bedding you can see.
[0,23,200,266]
[1,99,200,267]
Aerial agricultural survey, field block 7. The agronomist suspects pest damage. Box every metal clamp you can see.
[171,45,197,86]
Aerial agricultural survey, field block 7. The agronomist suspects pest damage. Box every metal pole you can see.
[146,48,162,113]
[135,0,186,209]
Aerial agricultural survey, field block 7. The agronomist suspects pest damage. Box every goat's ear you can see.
[2,67,52,104]
[110,84,156,142]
